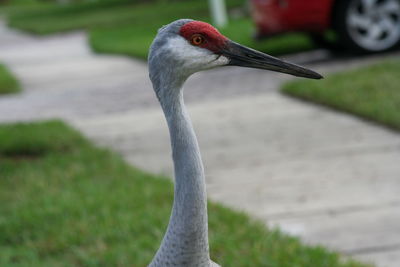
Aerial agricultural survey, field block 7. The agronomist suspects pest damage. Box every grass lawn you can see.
[0,63,20,94]
[0,120,371,267]
[2,0,314,60]
[0,0,52,16]
[282,59,400,131]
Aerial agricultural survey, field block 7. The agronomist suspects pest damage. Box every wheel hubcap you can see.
[347,0,400,51]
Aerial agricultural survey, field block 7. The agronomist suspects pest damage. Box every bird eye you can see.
[190,34,205,46]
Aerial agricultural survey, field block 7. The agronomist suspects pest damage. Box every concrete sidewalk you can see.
[1,20,400,267]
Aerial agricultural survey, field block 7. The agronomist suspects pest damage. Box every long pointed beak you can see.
[221,41,323,79]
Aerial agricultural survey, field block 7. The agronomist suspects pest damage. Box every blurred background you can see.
[0,0,400,266]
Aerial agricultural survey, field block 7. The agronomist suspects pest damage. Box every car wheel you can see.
[334,0,400,52]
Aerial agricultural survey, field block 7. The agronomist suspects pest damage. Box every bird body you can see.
[148,19,321,267]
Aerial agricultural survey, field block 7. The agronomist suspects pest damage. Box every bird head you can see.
[148,19,322,94]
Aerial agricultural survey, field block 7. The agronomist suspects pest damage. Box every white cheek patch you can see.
[210,55,229,67]
[166,36,211,59]
[165,36,229,71]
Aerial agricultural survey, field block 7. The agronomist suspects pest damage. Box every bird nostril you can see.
[246,53,263,60]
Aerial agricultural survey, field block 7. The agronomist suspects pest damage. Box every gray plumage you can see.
[148,19,220,267]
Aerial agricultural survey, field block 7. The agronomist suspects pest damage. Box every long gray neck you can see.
[149,87,211,266]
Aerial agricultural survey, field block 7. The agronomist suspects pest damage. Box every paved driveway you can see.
[1,20,400,267]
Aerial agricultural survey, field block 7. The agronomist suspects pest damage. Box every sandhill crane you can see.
[148,19,322,267]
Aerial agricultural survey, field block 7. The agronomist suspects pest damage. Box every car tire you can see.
[334,0,400,53]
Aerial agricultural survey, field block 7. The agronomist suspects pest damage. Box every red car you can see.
[251,0,400,52]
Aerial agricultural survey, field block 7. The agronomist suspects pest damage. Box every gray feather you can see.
[148,19,220,267]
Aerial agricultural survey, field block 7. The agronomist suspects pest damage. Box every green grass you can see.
[6,0,144,34]
[0,63,20,94]
[3,0,314,59]
[282,59,400,131]
[0,0,54,16]
[0,120,371,267]
[5,0,242,34]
